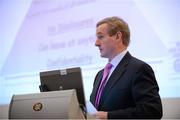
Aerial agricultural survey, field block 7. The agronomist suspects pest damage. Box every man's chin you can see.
[100,54,107,58]
[100,54,104,57]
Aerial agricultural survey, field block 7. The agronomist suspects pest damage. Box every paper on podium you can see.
[86,101,97,115]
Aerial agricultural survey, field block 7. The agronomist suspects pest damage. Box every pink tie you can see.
[95,63,113,109]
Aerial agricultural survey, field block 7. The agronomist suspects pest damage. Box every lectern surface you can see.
[9,89,85,119]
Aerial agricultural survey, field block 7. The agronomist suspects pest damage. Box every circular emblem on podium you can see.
[33,103,43,111]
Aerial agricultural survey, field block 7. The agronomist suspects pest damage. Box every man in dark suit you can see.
[90,16,163,119]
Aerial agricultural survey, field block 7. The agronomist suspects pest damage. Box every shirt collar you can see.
[110,49,128,68]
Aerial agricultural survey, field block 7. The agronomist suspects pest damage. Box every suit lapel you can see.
[99,52,132,106]
[91,70,103,104]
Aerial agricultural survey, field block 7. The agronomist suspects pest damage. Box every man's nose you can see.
[95,39,100,46]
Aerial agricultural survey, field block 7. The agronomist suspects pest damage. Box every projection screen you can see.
[0,0,180,105]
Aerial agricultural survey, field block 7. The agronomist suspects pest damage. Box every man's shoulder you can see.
[128,54,152,70]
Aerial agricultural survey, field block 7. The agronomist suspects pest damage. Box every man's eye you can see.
[97,36,103,39]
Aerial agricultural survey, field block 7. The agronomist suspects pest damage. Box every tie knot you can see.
[105,63,113,70]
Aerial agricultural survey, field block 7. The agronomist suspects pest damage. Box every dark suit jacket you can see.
[90,52,163,119]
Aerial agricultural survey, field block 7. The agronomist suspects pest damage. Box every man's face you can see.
[95,23,117,59]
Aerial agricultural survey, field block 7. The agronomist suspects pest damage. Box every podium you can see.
[9,89,85,119]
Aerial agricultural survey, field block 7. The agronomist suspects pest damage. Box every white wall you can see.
[0,104,9,119]
[162,98,180,118]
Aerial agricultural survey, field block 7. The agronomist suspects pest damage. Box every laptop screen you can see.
[39,67,86,111]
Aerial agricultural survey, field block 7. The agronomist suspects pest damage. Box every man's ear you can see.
[116,31,122,40]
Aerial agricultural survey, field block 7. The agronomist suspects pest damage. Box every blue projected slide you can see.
[0,0,180,104]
